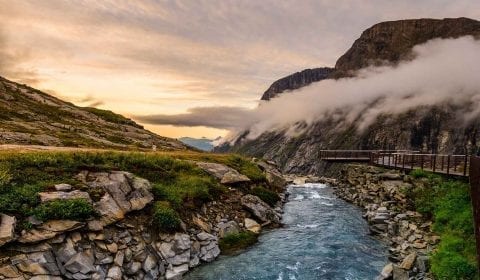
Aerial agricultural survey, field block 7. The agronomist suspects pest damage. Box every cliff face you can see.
[223,17,480,175]
[0,76,185,150]
[260,67,334,100]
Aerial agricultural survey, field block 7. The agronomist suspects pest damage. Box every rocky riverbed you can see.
[0,160,287,280]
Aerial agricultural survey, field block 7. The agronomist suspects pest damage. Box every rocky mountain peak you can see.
[334,17,480,76]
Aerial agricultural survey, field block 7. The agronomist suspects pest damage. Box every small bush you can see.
[32,198,96,221]
[250,186,280,207]
[0,184,42,215]
[219,231,258,254]
[152,201,181,232]
[410,169,428,179]
[224,155,266,182]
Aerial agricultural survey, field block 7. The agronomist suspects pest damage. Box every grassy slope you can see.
[0,150,265,232]
[407,169,478,280]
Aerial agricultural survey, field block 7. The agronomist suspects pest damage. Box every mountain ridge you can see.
[0,76,186,150]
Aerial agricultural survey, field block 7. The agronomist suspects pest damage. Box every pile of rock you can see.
[331,164,439,280]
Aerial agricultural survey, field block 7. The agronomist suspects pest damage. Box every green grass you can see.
[250,186,280,207]
[0,150,256,231]
[32,198,96,221]
[83,107,143,128]
[152,201,181,232]
[219,231,258,254]
[407,170,477,279]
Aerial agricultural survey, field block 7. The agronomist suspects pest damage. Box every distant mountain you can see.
[220,17,480,175]
[0,76,186,150]
[179,137,219,151]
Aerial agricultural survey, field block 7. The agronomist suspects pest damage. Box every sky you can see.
[1,0,480,139]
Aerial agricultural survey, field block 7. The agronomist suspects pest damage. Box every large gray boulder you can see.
[18,220,84,243]
[38,190,92,203]
[196,162,250,184]
[241,194,281,223]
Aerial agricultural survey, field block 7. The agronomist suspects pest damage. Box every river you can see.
[186,183,388,280]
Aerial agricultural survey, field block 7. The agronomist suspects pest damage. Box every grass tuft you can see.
[152,201,181,232]
[219,231,258,254]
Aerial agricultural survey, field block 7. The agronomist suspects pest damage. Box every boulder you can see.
[392,265,409,280]
[64,252,95,275]
[39,190,92,203]
[0,213,16,246]
[244,218,261,233]
[378,263,393,279]
[196,162,250,184]
[165,264,189,280]
[399,252,417,270]
[218,221,240,238]
[241,194,281,223]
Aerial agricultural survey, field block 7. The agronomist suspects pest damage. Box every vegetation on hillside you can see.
[0,151,263,231]
[406,169,478,280]
[219,231,258,254]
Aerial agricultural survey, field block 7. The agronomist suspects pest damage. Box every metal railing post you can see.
[447,155,451,175]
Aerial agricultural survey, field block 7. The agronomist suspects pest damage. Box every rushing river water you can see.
[186,183,388,280]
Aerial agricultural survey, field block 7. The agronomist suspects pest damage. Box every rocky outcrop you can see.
[195,162,250,184]
[241,195,281,224]
[261,67,334,100]
[0,160,287,279]
[330,164,438,279]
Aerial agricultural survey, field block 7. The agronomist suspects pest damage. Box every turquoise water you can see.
[186,183,387,280]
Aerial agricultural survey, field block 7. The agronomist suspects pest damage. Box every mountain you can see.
[261,68,334,100]
[179,137,219,151]
[220,17,480,175]
[0,76,186,150]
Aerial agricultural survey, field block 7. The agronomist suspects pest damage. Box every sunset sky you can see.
[1,0,479,139]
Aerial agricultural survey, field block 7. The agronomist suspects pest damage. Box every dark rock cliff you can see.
[221,17,480,175]
[261,68,334,100]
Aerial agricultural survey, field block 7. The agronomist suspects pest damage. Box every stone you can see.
[244,218,261,233]
[30,276,63,280]
[399,252,417,270]
[195,162,250,184]
[199,241,220,262]
[18,220,84,243]
[64,252,95,275]
[165,264,189,280]
[173,233,191,252]
[392,265,409,280]
[241,194,280,223]
[38,190,92,203]
[0,214,16,246]
[125,262,142,275]
[416,255,430,272]
[106,266,122,280]
[143,254,157,271]
[89,193,125,230]
[17,261,49,275]
[54,183,73,191]
[218,221,240,238]
[192,215,212,233]
[114,250,124,266]
[106,242,118,253]
[378,263,393,279]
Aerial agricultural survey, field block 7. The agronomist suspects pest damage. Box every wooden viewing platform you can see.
[319,150,470,177]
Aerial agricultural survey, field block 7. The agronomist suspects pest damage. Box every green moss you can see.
[32,198,96,221]
[250,186,280,207]
[152,201,181,232]
[219,231,258,254]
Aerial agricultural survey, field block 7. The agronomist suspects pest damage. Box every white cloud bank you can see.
[139,36,480,143]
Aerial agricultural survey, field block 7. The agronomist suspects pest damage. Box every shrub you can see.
[32,198,96,221]
[224,155,266,182]
[250,186,280,207]
[219,231,258,254]
[410,168,429,179]
[0,184,42,215]
[152,201,181,232]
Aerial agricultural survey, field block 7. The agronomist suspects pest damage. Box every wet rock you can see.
[0,214,16,246]
[241,194,280,223]
[378,263,393,280]
[392,265,409,280]
[165,264,189,280]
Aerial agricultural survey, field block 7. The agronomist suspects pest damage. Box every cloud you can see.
[135,106,251,130]
[150,37,480,142]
